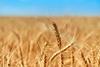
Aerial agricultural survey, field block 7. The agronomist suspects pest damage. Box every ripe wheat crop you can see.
[0,16,100,67]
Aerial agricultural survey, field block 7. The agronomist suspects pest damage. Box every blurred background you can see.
[0,0,100,16]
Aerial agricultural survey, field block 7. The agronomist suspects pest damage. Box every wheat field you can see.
[0,16,100,67]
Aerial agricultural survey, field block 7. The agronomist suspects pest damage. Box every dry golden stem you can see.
[25,40,31,67]
[41,42,48,58]
[87,58,92,67]
[48,37,75,65]
[80,51,88,67]
[44,54,47,67]
[52,22,64,67]
[3,55,6,67]
[91,49,96,67]
[96,49,100,67]
[12,31,25,67]
[87,58,91,64]
[36,32,44,51]
[36,40,48,67]
[19,46,25,67]
[6,55,11,67]
[71,47,75,67]
[40,42,48,67]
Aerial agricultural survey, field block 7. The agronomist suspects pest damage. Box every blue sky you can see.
[0,0,100,16]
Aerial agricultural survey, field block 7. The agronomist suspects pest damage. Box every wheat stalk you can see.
[48,36,75,65]
[12,31,25,67]
[71,47,75,67]
[51,22,64,67]
[80,50,88,67]
[36,39,48,67]
[19,46,25,67]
